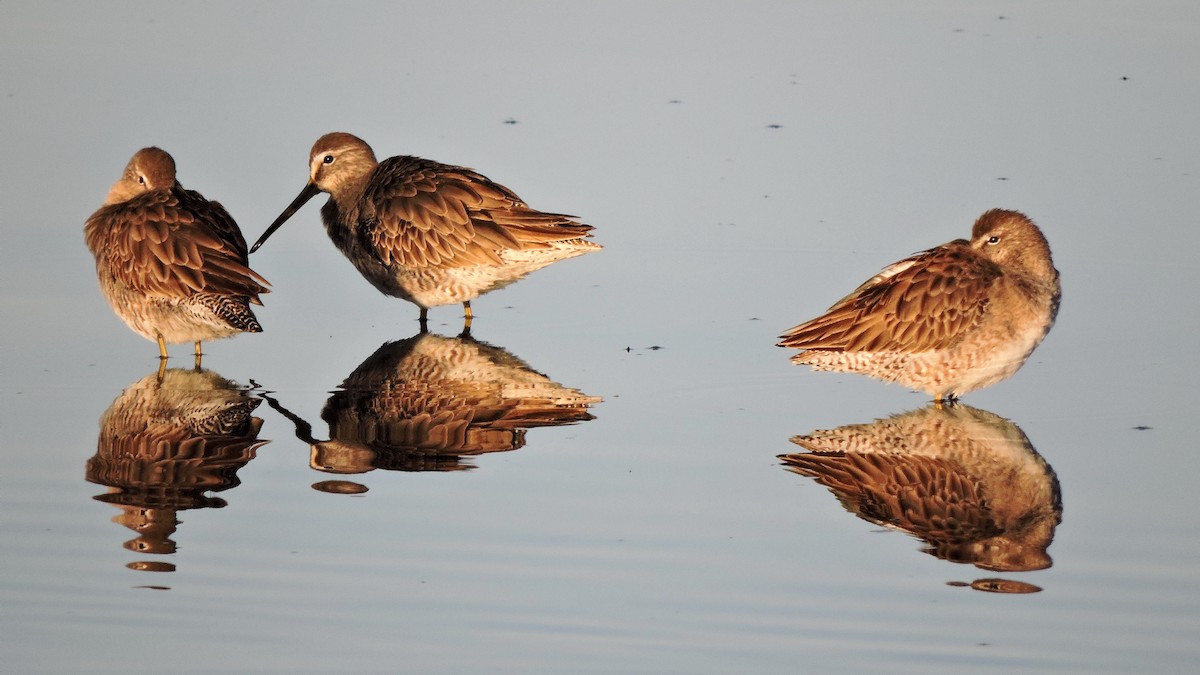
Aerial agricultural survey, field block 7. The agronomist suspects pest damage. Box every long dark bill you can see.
[250,182,321,253]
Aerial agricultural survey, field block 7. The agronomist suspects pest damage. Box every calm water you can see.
[2,2,1198,672]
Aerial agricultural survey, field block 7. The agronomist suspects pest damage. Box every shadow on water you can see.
[780,403,1062,594]
[259,329,601,491]
[85,368,269,577]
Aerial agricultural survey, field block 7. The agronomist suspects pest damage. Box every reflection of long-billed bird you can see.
[251,132,600,327]
[778,209,1059,401]
[262,331,600,474]
[780,404,1061,573]
[85,369,266,562]
[84,147,269,364]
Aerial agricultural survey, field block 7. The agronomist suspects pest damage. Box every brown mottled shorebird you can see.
[780,403,1062,573]
[250,132,600,326]
[778,209,1060,401]
[84,148,269,367]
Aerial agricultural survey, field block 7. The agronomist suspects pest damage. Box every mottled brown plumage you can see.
[251,132,600,324]
[780,403,1062,573]
[778,209,1060,400]
[84,147,269,361]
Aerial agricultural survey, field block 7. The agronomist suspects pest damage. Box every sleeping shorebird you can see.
[250,132,600,327]
[84,147,268,368]
[778,209,1060,401]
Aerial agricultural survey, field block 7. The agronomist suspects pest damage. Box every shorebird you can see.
[778,209,1060,401]
[250,132,600,326]
[84,147,269,367]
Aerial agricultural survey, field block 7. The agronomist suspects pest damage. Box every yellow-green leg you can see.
[462,301,473,330]
[154,333,169,383]
[933,395,958,410]
[194,341,203,371]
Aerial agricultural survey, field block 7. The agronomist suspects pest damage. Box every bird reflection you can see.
[263,330,600,481]
[780,403,1061,588]
[85,368,267,572]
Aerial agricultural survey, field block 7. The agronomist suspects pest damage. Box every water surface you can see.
[2,2,1198,672]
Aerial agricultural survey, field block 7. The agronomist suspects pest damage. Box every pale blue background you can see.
[1,2,1197,672]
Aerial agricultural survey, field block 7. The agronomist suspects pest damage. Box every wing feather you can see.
[84,189,268,300]
[361,156,593,270]
[779,242,1000,353]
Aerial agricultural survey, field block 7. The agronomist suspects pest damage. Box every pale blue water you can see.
[2,1,1198,672]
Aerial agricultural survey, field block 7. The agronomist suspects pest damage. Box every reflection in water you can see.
[780,404,1061,591]
[85,369,267,573]
[264,330,600,483]
[967,578,1043,594]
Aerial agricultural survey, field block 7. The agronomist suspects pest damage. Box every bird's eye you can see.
[323,154,335,165]
[137,175,146,185]
[986,235,1001,245]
